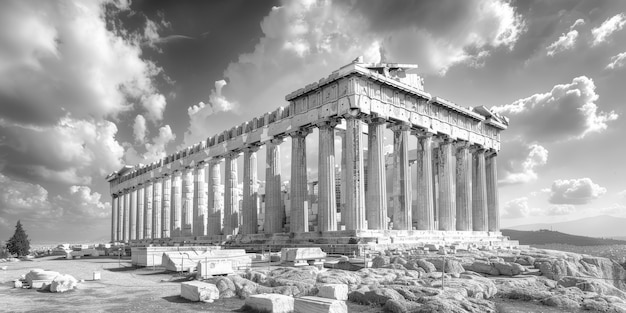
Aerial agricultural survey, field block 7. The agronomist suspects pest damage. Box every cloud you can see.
[619,190,626,198]
[0,116,125,185]
[133,114,147,143]
[546,30,578,56]
[548,178,607,205]
[606,52,626,70]
[570,19,585,30]
[141,93,167,122]
[0,0,166,126]
[493,76,618,143]
[182,0,525,147]
[545,204,575,216]
[125,125,176,165]
[183,80,237,146]
[591,13,626,46]
[499,143,548,185]
[501,197,534,218]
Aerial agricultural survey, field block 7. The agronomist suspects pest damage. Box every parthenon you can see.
[106,59,511,249]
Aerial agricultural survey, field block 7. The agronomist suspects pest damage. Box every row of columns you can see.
[111,115,500,243]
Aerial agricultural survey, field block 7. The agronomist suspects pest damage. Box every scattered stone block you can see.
[318,284,348,300]
[25,269,60,289]
[1,266,7,270]
[245,293,294,313]
[281,248,326,262]
[93,271,101,280]
[180,281,220,302]
[14,280,22,288]
[50,274,78,293]
[294,296,347,313]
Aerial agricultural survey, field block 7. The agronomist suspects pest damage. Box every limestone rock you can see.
[383,299,422,313]
[494,276,554,301]
[13,280,22,288]
[426,258,465,274]
[294,296,347,313]
[280,248,326,262]
[416,259,437,273]
[245,293,294,313]
[371,256,388,268]
[465,261,499,276]
[180,281,220,302]
[316,269,361,286]
[493,261,525,276]
[229,275,259,299]
[318,284,348,300]
[558,276,626,298]
[25,269,60,288]
[50,274,78,293]
[362,288,404,305]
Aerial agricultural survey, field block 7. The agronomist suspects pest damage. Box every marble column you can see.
[111,194,118,242]
[152,177,162,239]
[455,142,472,231]
[224,153,240,236]
[136,184,144,240]
[344,114,366,231]
[290,129,310,233]
[182,167,194,236]
[144,181,153,239]
[129,187,137,241]
[472,148,488,231]
[486,151,500,232]
[339,130,347,228]
[437,138,456,231]
[162,175,171,238]
[391,124,412,230]
[264,138,284,233]
[242,147,260,234]
[207,160,223,235]
[194,163,208,236]
[171,170,182,236]
[366,117,387,230]
[318,120,339,232]
[123,190,130,242]
[416,133,435,230]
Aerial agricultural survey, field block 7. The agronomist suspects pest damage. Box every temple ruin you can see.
[106,59,514,252]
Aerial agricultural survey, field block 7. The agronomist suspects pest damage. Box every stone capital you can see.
[364,116,387,125]
[242,144,261,153]
[288,128,312,138]
[269,137,285,145]
[342,108,362,119]
[485,150,498,158]
[470,146,486,154]
[196,161,209,169]
[172,170,183,177]
[225,151,242,159]
[454,140,471,150]
[315,118,341,129]
[388,122,412,132]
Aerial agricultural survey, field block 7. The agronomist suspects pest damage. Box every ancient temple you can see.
[106,59,512,250]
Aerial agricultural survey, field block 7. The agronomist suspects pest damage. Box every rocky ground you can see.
[1,247,626,312]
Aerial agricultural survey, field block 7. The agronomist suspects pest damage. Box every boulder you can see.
[426,258,465,274]
[557,276,626,298]
[363,288,404,305]
[180,281,220,302]
[540,295,581,309]
[229,275,259,299]
[416,259,436,273]
[466,261,499,276]
[318,284,348,301]
[371,256,388,268]
[50,274,78,293]
[245,294,294,313]
[383,299,423,313]
[317,269,361,286]
[493,262,525,276]
[494,276,553,301]
[294,296,347,313]
[13,280,22,288]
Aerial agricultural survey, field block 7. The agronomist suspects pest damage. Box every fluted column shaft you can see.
[129,188,137,241]
[318,121,338,232]
[144,181,153,239]
[123,190,130,242]
[455,143,472,231]
[152,177,162,239]
[242,148,259,234]
[366,118,387,230]
[224,153,240,236]
[182,167,194,236]
[438,139,456,231]
[207,160,223,235]
[416,134,435,230]
[194,163,208,236]
[265,139,284,233]
[486,152,500,232]
[136,185,144,240]
[162,175,171,238]
[171,171,182,236]
[290,129,310,233]
[111,195,118,242]
[344,114,366,231]
[472,148,488,231]
[391,124,412,230]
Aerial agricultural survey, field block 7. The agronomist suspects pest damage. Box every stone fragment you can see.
[363,288,404,305]
[50,274,78,293]
[317,284,348,300]
[280,248,326,263]
[14,280,22,288]
[383,299,423,313]
[180,281,220,302]
[294,296,347,313]
[25,269,60,288]
[245,294,294,313]
[416,259,436,273]
[493,261,525,276]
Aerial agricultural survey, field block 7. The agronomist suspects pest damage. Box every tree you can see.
[6,220,30,257]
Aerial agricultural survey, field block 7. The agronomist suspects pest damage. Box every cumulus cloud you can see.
[499,143,548,185]
[501,197,534,218]
[125,125,176,165]
[0,116,125,185]
[545,204,575,216]
[182,0,525,147]
[133,114,147,143]
[606,52,626,70]
[183,80,237,146]
[570,19,585,30]
[592,13,626,46]
[546,30,578,56]
[548,178,607,205]
[493,76,618,143]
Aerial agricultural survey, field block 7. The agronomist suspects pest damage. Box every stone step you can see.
[294,296,347,313]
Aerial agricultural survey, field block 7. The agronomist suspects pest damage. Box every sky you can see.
[1,0,625,243]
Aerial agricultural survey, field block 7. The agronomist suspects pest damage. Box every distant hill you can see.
[507,215,626,238]
[502,229,626,246]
